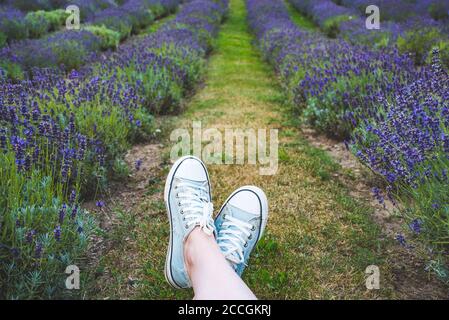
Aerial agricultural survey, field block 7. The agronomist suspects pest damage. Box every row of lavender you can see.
[339,0,449,22]
[0,0,115,46]
[247,0,449,281]
[0,0,228,299]
[1,0,112,15]
[289,0,449,67]
[0,0,180,77]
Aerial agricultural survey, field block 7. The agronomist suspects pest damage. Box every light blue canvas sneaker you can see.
[164,155,216,289]
[215,186,268,276]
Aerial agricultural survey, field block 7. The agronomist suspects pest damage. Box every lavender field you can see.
[0,0,448,300]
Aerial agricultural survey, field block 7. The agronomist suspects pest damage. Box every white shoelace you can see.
[176,181,214,235]
[217,214,253,265]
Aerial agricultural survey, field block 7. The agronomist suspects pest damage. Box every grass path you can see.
[285,0,316,29]
[142,10,177,35]
[91,0,408,299]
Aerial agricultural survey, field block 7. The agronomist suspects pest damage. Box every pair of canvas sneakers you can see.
[164,156,269,289]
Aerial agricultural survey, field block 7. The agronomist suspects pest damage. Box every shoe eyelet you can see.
[248,235,252,240]
[244,242,248,248]
[180,209,184,214]
[251,226,256,231]
[185,224,189,229]
[178,202,181,206]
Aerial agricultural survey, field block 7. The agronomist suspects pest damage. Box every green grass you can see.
[143,12,177,35]
[285,0,316,30]
[90,0,397,299]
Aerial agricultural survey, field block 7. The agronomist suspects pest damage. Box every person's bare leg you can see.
[185,228,256,300]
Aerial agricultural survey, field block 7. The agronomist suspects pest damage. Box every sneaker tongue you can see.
[228,204,259,223]
[179,177,207,187]
[177,178,209,200]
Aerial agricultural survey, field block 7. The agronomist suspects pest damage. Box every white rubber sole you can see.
[216,185,269,243]
[163,155,211,289]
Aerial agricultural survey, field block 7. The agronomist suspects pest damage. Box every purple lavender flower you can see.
[372,187,385,205]
[59,204,67,224]
[69,70,80,80]
[26,230,36,243]
[135,159,143,171]
[96,200,105,208]
[431,203,440,210]
[54,225,61,242]
[395,233,407,247]
[11,247,20,258]
[76,134,87,160]
[69,190,77,205]
[71,205,79,219]
[409,219,422,234]
[35,242,42,258]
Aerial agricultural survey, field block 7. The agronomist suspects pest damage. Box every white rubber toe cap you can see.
[174,157,208,182]
[228,186,267,216]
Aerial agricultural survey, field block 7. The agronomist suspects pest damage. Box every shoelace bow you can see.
[176,181,214,235]
[217,214,253,266]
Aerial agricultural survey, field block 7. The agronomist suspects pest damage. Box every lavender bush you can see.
[251,0,422,138]
[396,20,449,68]
[0,79,97,298]
[10,0,117,20]
[0,7,29,43]
[321,0,449,67]
[350,51,449,269]
[96,0,228,113]
[291,0,404,48]
[289,0,357,37]
[341,0,449,22]
[0,0,183,75]
[4,0,52,11]
[289,0,448,69]
[91,0,181,39]
[24,10,70,39]
[1,30,101,72]
[0,1,115,45]
[63,0,117,22]
[91,6,134,40]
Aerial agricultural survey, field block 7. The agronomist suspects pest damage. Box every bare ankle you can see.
[184,227,214,271]
[184,227,202,269]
